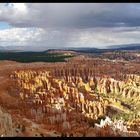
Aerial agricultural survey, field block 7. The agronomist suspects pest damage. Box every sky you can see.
[1,3,140,51]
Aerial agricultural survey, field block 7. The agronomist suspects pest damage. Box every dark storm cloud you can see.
[1,3,140,29]
[70,4,140,28]
[1,3,140,50]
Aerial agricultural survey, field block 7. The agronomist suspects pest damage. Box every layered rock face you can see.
[94,75,140,98]
[11,70,109,127]
[9,67,140,136]
[0,106,14,137]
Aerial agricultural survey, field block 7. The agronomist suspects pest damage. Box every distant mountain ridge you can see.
[1,44,140,53]
[106,44,140,50]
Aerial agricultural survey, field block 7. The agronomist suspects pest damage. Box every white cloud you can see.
[0,28,44,47]
[0,3,140,50]
[64,27,140,48]
[1,27,140,50]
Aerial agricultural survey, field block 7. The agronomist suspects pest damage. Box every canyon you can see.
[0,54,140,137]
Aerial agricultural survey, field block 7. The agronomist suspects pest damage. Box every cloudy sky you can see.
[0,3,140,51]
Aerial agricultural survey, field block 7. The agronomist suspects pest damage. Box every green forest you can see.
[0,51,75,63]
